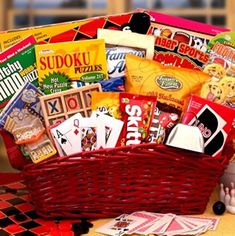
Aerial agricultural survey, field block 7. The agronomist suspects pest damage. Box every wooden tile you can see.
[45,98,63,116]
[64,94,81,112]
[48,117,66,125]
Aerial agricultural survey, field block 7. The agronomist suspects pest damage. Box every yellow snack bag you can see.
[125,54,211,115]
[91,92,121,119]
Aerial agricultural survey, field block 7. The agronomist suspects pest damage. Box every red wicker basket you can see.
[1,129,233,219]
[23,143,234,218]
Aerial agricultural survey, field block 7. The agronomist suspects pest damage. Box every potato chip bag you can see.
[125,54,211,116]
[91,92,121,119]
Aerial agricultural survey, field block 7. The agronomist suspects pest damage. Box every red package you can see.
[183,95,235,157]
[148,108,179,144]
[118,93,157,146]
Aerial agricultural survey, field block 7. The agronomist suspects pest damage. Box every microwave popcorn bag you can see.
[125,54,211,116]
[118,93,157,146]
[97,29,155,92]
[183,95,235,157]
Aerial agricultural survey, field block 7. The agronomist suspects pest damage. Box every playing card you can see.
[91,112,124,148]
[51,132,66,157]
[48,123,66,157]
[51,113,82,155]
[179,215,218,231]
[135,214,164,235]
[144,213,176,235]
[79,116,105,151]
[163,217,192,236]
[167,215,217,236]
[127,211,162,234]
[96,214,147,236]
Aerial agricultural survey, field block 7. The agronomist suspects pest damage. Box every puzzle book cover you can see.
[35,39,108,94]
[0,82,44,130]
[0,45,38,111]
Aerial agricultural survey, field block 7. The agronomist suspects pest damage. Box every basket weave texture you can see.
[22,143,233,219]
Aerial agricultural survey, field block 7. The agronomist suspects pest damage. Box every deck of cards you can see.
[96,211,219,236]
[50,112,124,156]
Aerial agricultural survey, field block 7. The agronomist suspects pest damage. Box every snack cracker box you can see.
[145,10,229,70]
[35,39,107,94]
[0,45,38,111]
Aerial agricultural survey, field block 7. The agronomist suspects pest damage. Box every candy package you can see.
[118,93,157,146]
[148,108,179,144]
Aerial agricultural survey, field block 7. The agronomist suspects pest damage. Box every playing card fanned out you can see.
[91,112,124,148]
[96,211,219,236]
[96,214,147,236]
[51,113,107,155]
[50,112,123,156]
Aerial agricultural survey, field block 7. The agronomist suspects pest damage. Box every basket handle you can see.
[0,129,29,170]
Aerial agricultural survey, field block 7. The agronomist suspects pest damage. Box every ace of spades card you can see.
[51,113,83,155]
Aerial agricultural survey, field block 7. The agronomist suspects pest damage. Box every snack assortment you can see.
[0,9,234,165]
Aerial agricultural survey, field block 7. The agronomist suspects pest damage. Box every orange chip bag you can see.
[91,92,121,119]
[125,54,211,116]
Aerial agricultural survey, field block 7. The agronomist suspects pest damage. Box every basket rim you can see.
[22,142,230,172]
